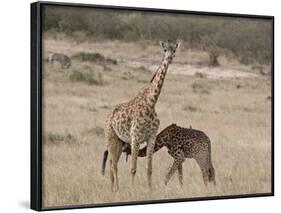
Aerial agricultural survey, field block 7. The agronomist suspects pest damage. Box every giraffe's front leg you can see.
[178,163,183,187]
[130,137,140,184]
[165,160,180,185]
[147,135,156,189]
[165,152,185,185]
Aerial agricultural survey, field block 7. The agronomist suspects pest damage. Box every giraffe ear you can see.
[159,41,165,49]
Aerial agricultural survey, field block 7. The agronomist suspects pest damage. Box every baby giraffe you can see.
[103,124,215,186]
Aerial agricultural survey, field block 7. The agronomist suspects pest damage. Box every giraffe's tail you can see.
[101,149,109,176]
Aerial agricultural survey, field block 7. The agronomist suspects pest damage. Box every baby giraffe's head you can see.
[160,40,180,63]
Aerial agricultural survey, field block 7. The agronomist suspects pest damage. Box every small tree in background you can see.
[197,19,232,67]
[202,33,226,67]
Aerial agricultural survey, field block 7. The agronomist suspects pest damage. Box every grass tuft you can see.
[46,132,77,144]
[183,105,201,112]
[194,72,206,78]
[192,81,211,94]
[82,126,105,137]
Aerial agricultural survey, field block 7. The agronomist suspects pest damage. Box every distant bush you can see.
[46,132,77,144]
[79,104,98,112]
[100,105,110,109]
[121,71,133,80]
[121,76,129,80]
[135,66,151,74]
[69,70,85,81]
[93,126,104,137]
[69,70,104,85]
[58,19,74,33]
[47,132,64,143]
[192,81,211,94]
[71,52,117,65]
[137,79,149,84]
[82,126,105,137]
[183,105,201,112]
[194,72,206,78]
[72,52,104,62]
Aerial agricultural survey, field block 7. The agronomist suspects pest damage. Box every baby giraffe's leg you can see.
[177,163,183,187]
[195,150,210,186]
[165,151,184,185]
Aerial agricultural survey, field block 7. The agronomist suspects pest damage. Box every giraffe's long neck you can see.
[147,57,170,108]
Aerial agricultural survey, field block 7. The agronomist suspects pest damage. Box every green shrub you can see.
[58,19,74,33]
[183,105,200,112]
[121,76,128,80]
[46,132,77,144]
[137,79,149,84]
[100,105,110,109]
[47,132,64,143]
[194,72,206,78]
[93,126,104,137]
[82,126,105,137]
[69,70,104,85]
[69,70,85,82]
[192,81,211,94]
[71,52,117,65]
[79,104,98,112]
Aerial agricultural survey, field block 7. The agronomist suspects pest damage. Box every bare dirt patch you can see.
[120,58,260,80]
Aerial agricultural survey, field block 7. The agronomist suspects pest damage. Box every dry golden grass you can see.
[42,35,272,208]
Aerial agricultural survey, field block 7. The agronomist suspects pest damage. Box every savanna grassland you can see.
[41,34,272,208]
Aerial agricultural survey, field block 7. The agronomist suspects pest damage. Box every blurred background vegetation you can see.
[42,6,272,66]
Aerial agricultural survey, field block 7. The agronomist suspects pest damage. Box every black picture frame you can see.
[31,1,274,211]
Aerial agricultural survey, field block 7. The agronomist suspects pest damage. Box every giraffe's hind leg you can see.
[109,140,123,191]
[106,125,123,191]
[195,149,215,186]
[165,151,185,185]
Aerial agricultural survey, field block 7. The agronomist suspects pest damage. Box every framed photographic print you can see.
[31,1,274,211]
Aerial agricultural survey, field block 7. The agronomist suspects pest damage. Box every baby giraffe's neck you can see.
[137,129,171,157]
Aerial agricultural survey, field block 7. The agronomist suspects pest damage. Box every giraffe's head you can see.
[160,40,180,63]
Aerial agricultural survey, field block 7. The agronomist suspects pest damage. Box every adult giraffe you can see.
[105,40,180,190]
